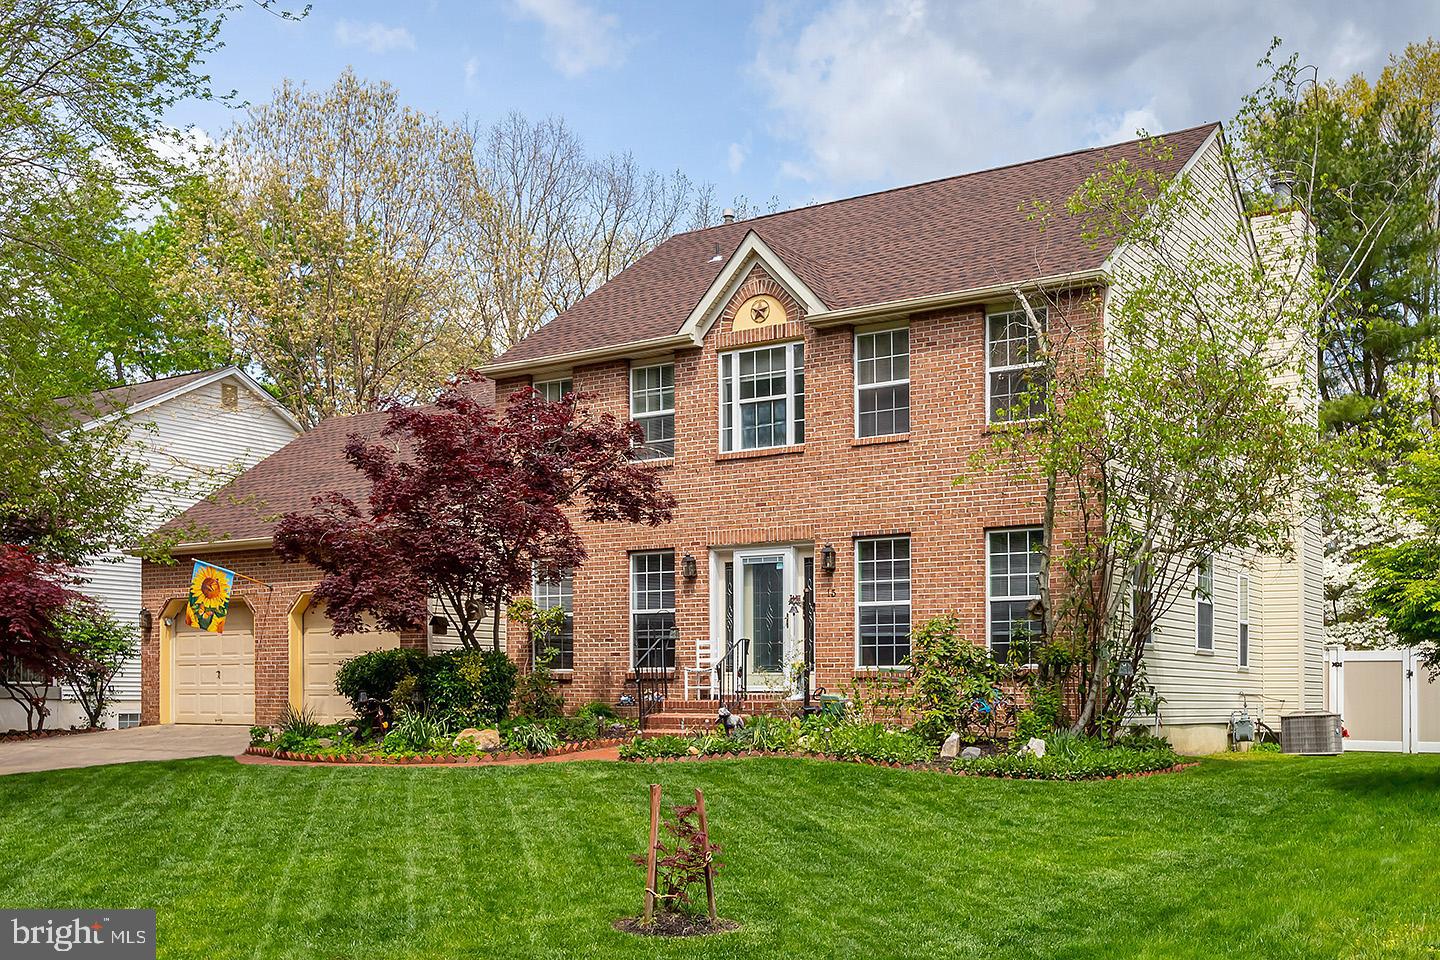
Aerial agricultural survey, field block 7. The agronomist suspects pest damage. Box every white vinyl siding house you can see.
[0,369,301,731]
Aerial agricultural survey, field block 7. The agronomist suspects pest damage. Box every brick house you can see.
[139,123,1324,753]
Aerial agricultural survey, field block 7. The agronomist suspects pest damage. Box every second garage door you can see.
[174,602,255,724]
[303,604,402,722]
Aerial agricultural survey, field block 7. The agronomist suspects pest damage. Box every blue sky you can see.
[174,0,1440,211]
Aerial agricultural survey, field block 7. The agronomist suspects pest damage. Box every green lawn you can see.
[1,752,1437,959]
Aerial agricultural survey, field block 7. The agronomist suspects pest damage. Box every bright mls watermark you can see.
[3,911,154,958]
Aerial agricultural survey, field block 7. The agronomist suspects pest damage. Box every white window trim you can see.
[629,550,676,670]
[1195,554,1215,654]
[986,526,1044,667]
[629,363,675,460]
[854,324,910,439]
[984,305,1047,425]
[719,341,804,452]
[1236,571,1250,669]
[853,535,912,670]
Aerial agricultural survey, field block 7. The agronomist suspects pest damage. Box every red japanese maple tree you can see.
[275,376,676,650]
[0,544,79,731]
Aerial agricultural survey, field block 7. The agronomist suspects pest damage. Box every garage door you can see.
[303,604,401,723]
[1329,647,1440,753]
[174,602,255,724]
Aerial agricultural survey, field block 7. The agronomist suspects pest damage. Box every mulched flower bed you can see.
[1,726,105,743]
[613,915,740,937]
[620,749,1200,781]
[245,736,629,766]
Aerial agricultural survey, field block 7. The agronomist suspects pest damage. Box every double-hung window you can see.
[720,343,804,451]
[986,306,1046,423]
[1195,554,1214,652]
[631,551,676,669]
[630,364,674,459]
[988,528,1043,664]
[534,378,573,403]
[856,536,911,667]
[1236,573,1249,667]
[856,327,910,437]
[532,568,574,670]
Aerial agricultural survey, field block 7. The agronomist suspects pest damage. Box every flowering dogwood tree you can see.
[275,377,675,650]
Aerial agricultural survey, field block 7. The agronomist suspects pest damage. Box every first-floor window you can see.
[1195,553,1214,652]
[534,378,573,403]
[1237,573,1250,667]
[857,536,911,666]
[0,661,48,685]
[631,551,676,669]
[532,568,574,671]
[988,528,1043,664]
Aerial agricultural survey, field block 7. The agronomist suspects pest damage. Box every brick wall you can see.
[139,549,425,725]
[498,268,1104,709]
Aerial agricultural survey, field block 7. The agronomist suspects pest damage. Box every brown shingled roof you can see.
[168,377,497,544]
[58,368,226,421]
[495,124,1219,365]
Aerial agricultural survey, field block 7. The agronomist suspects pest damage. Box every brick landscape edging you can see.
[244,736,629,766]
[620,750,1201,780]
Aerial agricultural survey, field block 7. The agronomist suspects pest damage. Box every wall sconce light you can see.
[138,609,152,632]
[681,553,698,580]
[820,543,837,574]
[429,614,449,636]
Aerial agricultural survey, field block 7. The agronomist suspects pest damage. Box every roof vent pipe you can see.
[721,208,736,224]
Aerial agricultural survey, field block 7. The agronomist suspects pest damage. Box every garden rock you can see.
[960,746,983,760]
[939,732,962,759]
[1018,737,1047,758]
[455,728,502,751]
[316,738,333,749]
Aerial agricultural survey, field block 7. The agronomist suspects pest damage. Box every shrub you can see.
[277,703,321,739]
[460,650,518,723]
[619,735,692,760]
[419,649,517,726]
[1014,686,1064,742]
[335,647,428,716]
[381,710,448,753]
[955,735,1182,780]
[54,601,135,728]
[504,722,559,753]
[817,720,935,764]
[902,614,1015,740]
[736,715,800,752]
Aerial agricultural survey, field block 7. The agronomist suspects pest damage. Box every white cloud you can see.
[511,0,626,77]
[464,56,480,93]
[333,19,416,55]
[727,142,747,175]
[751,0,1436,188]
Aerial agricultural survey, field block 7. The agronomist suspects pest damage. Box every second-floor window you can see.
[1195,554,1214,652]
[986,305,1046,423]
[630,363,674,459]
[856,327,910,437]
[534,378,572,403]
[1237,572,1250,667]
[720,342,805,451]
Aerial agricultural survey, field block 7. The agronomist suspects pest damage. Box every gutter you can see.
[479,333,696,379]
[130,535,276,558]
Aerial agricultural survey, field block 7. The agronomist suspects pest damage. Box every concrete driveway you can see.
[0,724,250,776]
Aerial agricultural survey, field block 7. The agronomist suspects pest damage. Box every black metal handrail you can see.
[712,636,749,715]
[629,632,673,732]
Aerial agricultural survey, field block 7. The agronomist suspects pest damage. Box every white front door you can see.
[725,547,802,693]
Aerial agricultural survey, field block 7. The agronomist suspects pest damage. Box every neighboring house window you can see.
[857,536,911,667]
[532,568,574,671]
[986,305,1046,423]
[630,364,675,459]
[1237,573,1250,668]
[534,378,572,403]
[631,551,676,669]
[988,527,1044,664]
[720,343,805,451]
[1,662,47,685]
[856,327,910,437]
[117,712,141,729]
[1195,554,1214,652]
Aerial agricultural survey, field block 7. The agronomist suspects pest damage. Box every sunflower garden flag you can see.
[185,562,236,632]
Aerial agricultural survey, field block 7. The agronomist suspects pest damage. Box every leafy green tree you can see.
[56,601,137,728]
[1361,446,1440,673]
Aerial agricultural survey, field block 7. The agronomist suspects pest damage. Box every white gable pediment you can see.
[677,231,828,345]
